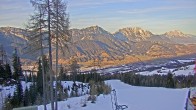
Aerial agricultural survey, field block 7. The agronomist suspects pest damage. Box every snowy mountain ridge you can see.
[114,27,153,41]
[164,30,190,38]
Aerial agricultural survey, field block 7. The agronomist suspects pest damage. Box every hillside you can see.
[0,26,196,68]
[38,80,188,110]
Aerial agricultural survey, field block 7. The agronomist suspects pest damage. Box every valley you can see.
[0,26,196,70]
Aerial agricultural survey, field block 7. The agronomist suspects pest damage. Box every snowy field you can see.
[38,80,189,110]
[97,58,195,75]
[137,64,195,76]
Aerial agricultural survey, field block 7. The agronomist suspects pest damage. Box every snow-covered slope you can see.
[0,81,32,109]
[38,80,188,110]
[137,64,195,76]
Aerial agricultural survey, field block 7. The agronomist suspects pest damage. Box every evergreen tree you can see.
[12,49,22,81]
[10,81,23,108]
[35,93,42,105]
[3,98,12,110]
[29,84,37,105]
[70,58,80,83]
[37,59,43,96]
[23,87,30,106]
[58,85,68,101]
[0,64,5,80]
[166,71,175,88]
[17,81,24,106]
[5,64,12,79]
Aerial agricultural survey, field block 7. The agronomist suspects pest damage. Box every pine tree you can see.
[37,59,43,96]
[3,98,12,110]
[17,81,24,106]
[23,87,30,106]
[29,84,37,105]
[5,64,12,79]
[35,93,42,105]
[166,71,175,88]
[12,49,22,81]
[0,64,5,81]
[58,85,68,101]
[70,58,80,83]
[10,81,23,108]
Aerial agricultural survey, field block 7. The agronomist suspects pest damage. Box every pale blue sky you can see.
[0,0,196,35]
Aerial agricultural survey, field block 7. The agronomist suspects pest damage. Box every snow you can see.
[1,58,195,110]
[178,60,194,63]
[107,80,188,110]
[38,80,188,110]
[0,81,32,109]
[137,65,195,76]
[60,81,89,96]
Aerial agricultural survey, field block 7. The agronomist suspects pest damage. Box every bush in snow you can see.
[89,80,97,103]
[80,97,87,107]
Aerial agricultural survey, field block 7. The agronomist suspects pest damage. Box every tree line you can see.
[1,53,112,109]
[103,71,196,88]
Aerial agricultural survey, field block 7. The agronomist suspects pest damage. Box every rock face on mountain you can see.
[0,26,196,67]
[114,27,153,42]
[164,30,189,38]
[63,26,132,61]
[163,30,196,44]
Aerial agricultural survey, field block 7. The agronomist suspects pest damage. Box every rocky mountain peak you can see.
[82,25,109,34]
[119,27,152,36]
[164,30,188,38]
[115,27,153,41]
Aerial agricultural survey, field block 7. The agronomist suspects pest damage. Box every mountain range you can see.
[0,26,196,68]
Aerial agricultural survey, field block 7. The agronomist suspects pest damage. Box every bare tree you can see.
[50,0,70,109]
[25,0,48,109]
[26,0,70,110]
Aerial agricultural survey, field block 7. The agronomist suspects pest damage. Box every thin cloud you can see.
[117,6,196,14]
[69,0,138,8]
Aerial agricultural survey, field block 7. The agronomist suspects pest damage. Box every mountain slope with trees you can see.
[0,26,196,68]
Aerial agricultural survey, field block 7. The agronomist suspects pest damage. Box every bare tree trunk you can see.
[55,30,58,110]
[55,0,59,109]
[47,0,54,109]
[39,7,47,109]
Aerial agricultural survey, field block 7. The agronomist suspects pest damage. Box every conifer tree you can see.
[12,49,22,81]
[5,64,12,79]
[10,81,23,108]
[166,71,175,88]
[37,59,43,96]
[0,64,5,80]
[3,98,12,110]
[70,58,80,83]
[23,87,30,106]
[29,83,37,105]
[35,93,42,105]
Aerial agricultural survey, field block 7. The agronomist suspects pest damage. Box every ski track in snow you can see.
[38,80,188,110]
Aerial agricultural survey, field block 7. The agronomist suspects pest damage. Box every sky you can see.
[0,0,196,35]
